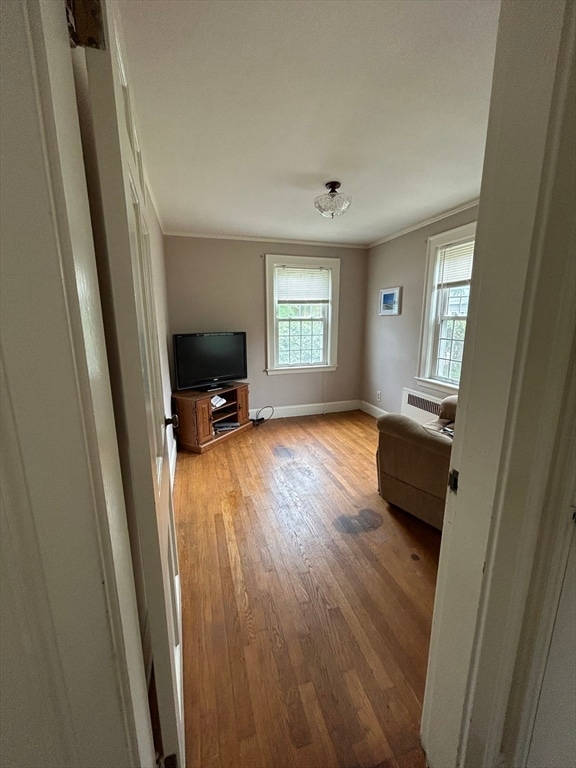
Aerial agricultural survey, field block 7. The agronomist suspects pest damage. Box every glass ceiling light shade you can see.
[314,181,352,218]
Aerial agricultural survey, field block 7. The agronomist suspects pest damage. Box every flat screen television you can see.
[173,332,247,391]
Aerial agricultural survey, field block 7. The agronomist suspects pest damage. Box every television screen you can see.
[173,332,247,391]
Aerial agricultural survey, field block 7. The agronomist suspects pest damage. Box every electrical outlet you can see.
[376,391,381,402]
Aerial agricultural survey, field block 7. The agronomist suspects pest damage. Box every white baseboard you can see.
[248,399,389,420]
[360,400,387,419]
[249,399,362,420]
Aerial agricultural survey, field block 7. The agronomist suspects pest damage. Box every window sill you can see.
[414,376,459,396]
[266,365,337,376]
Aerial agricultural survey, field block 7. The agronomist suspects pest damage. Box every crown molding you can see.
[161,230,369,250]
[368,199,479,249]
[157,199,479,251]
[144,169,164,230]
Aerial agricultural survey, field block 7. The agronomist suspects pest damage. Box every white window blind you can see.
[275,266,330,303]
[436,240,474,286]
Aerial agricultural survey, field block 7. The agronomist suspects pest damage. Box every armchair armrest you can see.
[439,395,458,423]
[376,413,452,457]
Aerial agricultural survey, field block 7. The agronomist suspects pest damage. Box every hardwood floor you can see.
[174,410,441,768]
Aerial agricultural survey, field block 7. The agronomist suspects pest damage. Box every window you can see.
[265,254,340,374]
[418,223,475,389]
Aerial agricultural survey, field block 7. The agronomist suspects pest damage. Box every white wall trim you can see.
[266,365,338,376]
[369,199,479,249]
[249,399,362,420]
[144,171,164,231]
[247,399,387,420]
[161,203,480,252]
[360,400,387,419]
[414,377,459,397]
[162,230,369,250]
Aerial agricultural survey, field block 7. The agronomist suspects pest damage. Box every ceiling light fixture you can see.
[314,181,352,218]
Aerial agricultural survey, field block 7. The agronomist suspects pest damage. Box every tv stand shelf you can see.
[172,382,251,453]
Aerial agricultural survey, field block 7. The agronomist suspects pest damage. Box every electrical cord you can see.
[251,405,274,426]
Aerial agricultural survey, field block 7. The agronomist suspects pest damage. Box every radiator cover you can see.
[400,388,442,425]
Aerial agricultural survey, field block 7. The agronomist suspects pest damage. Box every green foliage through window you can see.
[434,284,470,385]
[276,303,325,366]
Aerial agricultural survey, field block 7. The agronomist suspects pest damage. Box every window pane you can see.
[441,319,454,339]
[450,362,462,381]
[453,320,466,340]
[289,350,301,365]
[277,305,289,318]
[436,360,450,379]
[448,297,462,315]
[439,339,452,359]
[275,313,327,367]
[452,340,464,361]
[277,315,327,366]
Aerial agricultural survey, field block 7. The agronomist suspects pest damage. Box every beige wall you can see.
[163,236,367,410]
[363,205,479,412]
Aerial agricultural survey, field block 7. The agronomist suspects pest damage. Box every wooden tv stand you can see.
[171,382,252,453]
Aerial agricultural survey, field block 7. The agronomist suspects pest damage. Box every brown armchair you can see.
[376,396,457,530]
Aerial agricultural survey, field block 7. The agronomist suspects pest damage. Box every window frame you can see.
[265,254,340,375]
[416,222,476,393]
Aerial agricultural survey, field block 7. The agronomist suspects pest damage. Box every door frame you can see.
[81,1,184,760]
[1,1,155,764]
[503,341,575,764]
[421,1,576,766]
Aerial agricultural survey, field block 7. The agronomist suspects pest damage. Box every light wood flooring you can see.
[174,410,441,768]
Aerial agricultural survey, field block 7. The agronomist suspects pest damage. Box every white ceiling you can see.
[117,0,500,247]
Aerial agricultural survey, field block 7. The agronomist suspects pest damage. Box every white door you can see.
[1,1,159,764]
[527,528,576,768]
[80,3,184,763]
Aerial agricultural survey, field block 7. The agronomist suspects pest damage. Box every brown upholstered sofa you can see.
[376,396,457,531]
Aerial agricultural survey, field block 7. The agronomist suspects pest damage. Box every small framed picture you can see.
[379,287,401,315]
